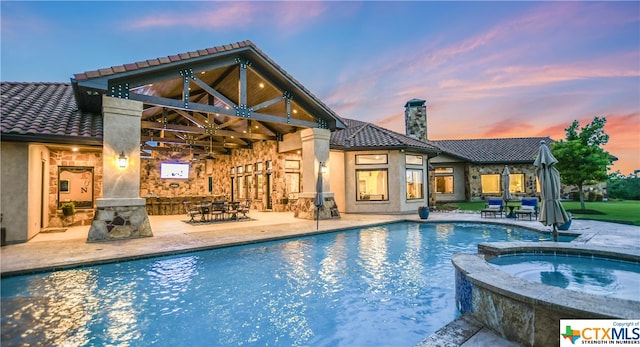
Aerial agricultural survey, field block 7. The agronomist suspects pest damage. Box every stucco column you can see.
[295,128,339,220]
[88,96,152,241]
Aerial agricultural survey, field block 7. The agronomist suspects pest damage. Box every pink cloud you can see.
[126,2,328,31]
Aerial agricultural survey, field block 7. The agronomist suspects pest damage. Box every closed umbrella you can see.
[534,140,570,242]
[314,163,325,230]
[502,165,513,216]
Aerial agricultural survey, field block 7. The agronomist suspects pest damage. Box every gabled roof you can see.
[331,118,440,155]
[431,137,553,164]
[1,82,103,145]
[72,40,346,131]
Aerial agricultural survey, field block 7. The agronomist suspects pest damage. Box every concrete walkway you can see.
[2,210,638,346]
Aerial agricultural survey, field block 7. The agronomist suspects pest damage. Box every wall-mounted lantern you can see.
[321,161,328,174]
[117,151,128,168]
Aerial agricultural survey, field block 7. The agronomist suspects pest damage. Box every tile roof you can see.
[431,137,553,163]
[1,82,103,144]
[331,118,440,154]
[73,41,251,81]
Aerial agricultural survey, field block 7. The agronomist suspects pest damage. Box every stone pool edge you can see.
[448,242,640,346]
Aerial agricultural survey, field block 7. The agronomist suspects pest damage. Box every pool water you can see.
[489,254,640,301]
[2,222,560,346]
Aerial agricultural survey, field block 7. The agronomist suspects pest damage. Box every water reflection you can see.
[319,233,347,293]
[358,226,389,291]
[1,269,98,346]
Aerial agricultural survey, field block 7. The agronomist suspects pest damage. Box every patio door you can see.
[266,173,272,210]
[230,177,235,202]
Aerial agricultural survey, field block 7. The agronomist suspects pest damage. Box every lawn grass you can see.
[437,200,640,226]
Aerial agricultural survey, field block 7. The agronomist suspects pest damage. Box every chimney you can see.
[404,98,427,141]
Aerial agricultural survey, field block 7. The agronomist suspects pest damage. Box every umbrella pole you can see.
[316,206,319,230]
[553,224,558,242]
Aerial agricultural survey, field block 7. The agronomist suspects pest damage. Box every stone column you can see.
[294,128,340,220]
[87,96,152,241]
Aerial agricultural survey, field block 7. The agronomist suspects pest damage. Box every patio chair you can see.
[514,198,539,220]
[225,201,240,221]
[480,198,504,218]
[238,199,251,219]
[183,201,202,223]
[210,201,225,221]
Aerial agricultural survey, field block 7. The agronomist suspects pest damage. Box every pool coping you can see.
[450,242,640,346]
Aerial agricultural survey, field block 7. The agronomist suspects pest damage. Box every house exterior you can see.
[429,137,552,202]
[1,41,438,245]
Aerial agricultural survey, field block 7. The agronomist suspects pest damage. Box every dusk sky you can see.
[2,1,638,175]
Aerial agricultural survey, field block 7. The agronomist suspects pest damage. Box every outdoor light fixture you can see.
[321,162,328,174]
[117,151,128,168]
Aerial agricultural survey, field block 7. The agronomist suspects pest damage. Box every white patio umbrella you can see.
[314,163,325,230]
[534,140,570,242]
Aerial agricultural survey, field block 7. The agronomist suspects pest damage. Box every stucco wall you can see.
[329,151,346,213]
[1,142,30,243]
[343,150,429,214]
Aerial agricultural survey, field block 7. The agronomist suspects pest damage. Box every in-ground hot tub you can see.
[452,242,640,347]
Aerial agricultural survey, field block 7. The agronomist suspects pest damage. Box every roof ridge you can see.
[434,136,551,142]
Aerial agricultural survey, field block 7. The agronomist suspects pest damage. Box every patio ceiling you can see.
[71,41,345,158]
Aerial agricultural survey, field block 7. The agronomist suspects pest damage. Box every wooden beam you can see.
[141,121,274,141]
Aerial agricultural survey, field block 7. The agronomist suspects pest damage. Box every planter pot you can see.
[62,206,74,217]
[418,207,430,220]
[557,219,572,231]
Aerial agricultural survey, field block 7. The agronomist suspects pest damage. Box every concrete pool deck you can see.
[2,210,639,346]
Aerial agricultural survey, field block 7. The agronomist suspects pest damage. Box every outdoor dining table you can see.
[192,202,212,221]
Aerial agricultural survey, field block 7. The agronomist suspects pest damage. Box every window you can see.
[406,169,424,199]
[406,155,423,165]
[256,174,264,197]
[246,175,254,198]
[237,175,245,199]
[435,167,453,174]
[285,160,300,170]
[356,154,387,165]
[285,172,300,198]
[481,174,501,194]
[509,174,525,193]
[435,167,454,194]
[436,176,454,194]
[356,169,388,201]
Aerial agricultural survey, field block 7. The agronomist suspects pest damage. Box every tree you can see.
[608,171,640,200]
[551,117,614,210]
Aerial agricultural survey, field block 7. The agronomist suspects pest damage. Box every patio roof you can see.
[4,41,347,157]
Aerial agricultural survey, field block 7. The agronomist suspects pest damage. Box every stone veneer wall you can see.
[140,140,304,213]
[49,149,102,228]
[467,163,538,201]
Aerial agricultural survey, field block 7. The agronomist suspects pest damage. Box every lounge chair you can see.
[515,198,538,220]
[481,198,504,218]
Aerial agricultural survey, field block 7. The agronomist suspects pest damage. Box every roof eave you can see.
[1,133,103,146]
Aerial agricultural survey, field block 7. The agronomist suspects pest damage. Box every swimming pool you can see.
[1,222,562,346]
[488,254,640,301]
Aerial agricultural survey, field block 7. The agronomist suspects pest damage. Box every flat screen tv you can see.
[160,162,190,179]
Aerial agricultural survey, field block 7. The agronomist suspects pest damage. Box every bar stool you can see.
[159,197,171,215]
[151,198,160,215]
